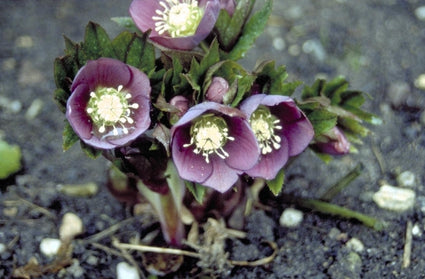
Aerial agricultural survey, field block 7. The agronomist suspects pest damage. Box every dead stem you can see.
[228,241,278,267]
[4,197,56,219]
[402,220,413,268]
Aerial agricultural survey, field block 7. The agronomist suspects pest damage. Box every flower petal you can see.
[245,136,289,180]
[66,83,93,140]
[171,125,213,183]
[224,117,260,170]
[202,156,240,192]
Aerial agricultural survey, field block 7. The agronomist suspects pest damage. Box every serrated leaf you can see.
[63,121,79,151]
[312,151,333,164]
[184,39,220,92]
[307,109,338,135]
[266,168,285,196]
[0,140,22,179]
[53,88,70,113]
[342,105,382,125]
[112,31,155,72]
[340,90,365,108]
[323,76,348,104]
[339,117,370,137]
[301,79,326,99]
[82,21,116,60]
[215,0,255,50]
[223,0,272,61]
[53,56,77,92]
[253,60,299,96]
[185,182,207,204]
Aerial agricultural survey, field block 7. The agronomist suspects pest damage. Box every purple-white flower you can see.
[240,94,314,180]
[129,0,220,50]
[171,102,260,192]
[312,126,350,155]
[66,58,151,149]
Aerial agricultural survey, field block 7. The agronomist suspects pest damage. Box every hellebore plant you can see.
[53,0,381,274]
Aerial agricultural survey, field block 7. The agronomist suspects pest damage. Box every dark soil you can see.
[1,0,425,278]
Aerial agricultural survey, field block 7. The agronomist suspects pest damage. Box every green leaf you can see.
[185,182,207,204]
[266,168,285,196]
[112,31,156,72]
[0,140,22,179]
[340,90,365,107]
[301,79,326,99]
[339,117,370,137]
[82,21,116,60]
[322,76,348,104]
[253,60,300,96]
[223,0,273,61]
[53,88,70,113]
[63,121,79,151]
[184,39,220,92]
[53,56,77,92]
[215,0,255,50]
[307,109,338,135]
[80,141,102,159]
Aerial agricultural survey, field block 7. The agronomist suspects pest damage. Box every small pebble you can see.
[346,238,365,253]
[302,39,326,62]
[414,74,425,90]
[58,182,98,197]
[60,212,84,241]
[412,223,422,237]
[86,255,99,266]
[279,208,303,227]
[40,238,61,257]
[415,6,425,21]
[25,98,43,120]
[373,184,415,212]
[66,259,85,278]
[396,171,416,187]
[117,262,140,279]
[0,243,6,254]
[15,35,33,48]
[273,37,285,51]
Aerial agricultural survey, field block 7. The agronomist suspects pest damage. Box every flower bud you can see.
[205,77,229,103]
[312,127,350,155]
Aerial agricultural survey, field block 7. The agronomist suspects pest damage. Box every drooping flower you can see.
[240,94,314,180]
[311,126,350,155]
[129,0,221,50]
[66,58,151,149]
[205,76,229,103]
[171,102,260,192]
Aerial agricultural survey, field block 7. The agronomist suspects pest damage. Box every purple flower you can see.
[66,58,151,149]
[171,102,260,192]
[129,0,220,50]
[240,94,314,180]
[312,127,350,155]
[205,76,229,103]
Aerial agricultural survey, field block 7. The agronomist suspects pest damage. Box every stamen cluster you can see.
[249,106,282,155]
[86,85,139,136]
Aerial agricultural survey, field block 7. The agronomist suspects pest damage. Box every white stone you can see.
[273,37,286,51]
[346,238,365,253]
[279,208,303,227]
[414,74,425,90]
[373,185,415,212]
[0,243,6,254]
[40,238,61,257]
[117,262,140,279]
[396,171,416,188]
[415,6,425,21]
[60,212,84,241]
[412,223,422,237]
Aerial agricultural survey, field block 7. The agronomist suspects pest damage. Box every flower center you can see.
[152,0,204,38]
[86,85,139,136]
[249,106,282,155]
[183,114,235,163]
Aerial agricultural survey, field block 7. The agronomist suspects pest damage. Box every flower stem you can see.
[320,163,364,201]
[282,195,385,231]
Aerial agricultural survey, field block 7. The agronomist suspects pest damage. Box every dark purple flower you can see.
[129,0,220,50]
[205,76,229,103]
[171,102,260,192]
[66,58,151,149]
[312,127,350,155]
[240,94,314,180]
